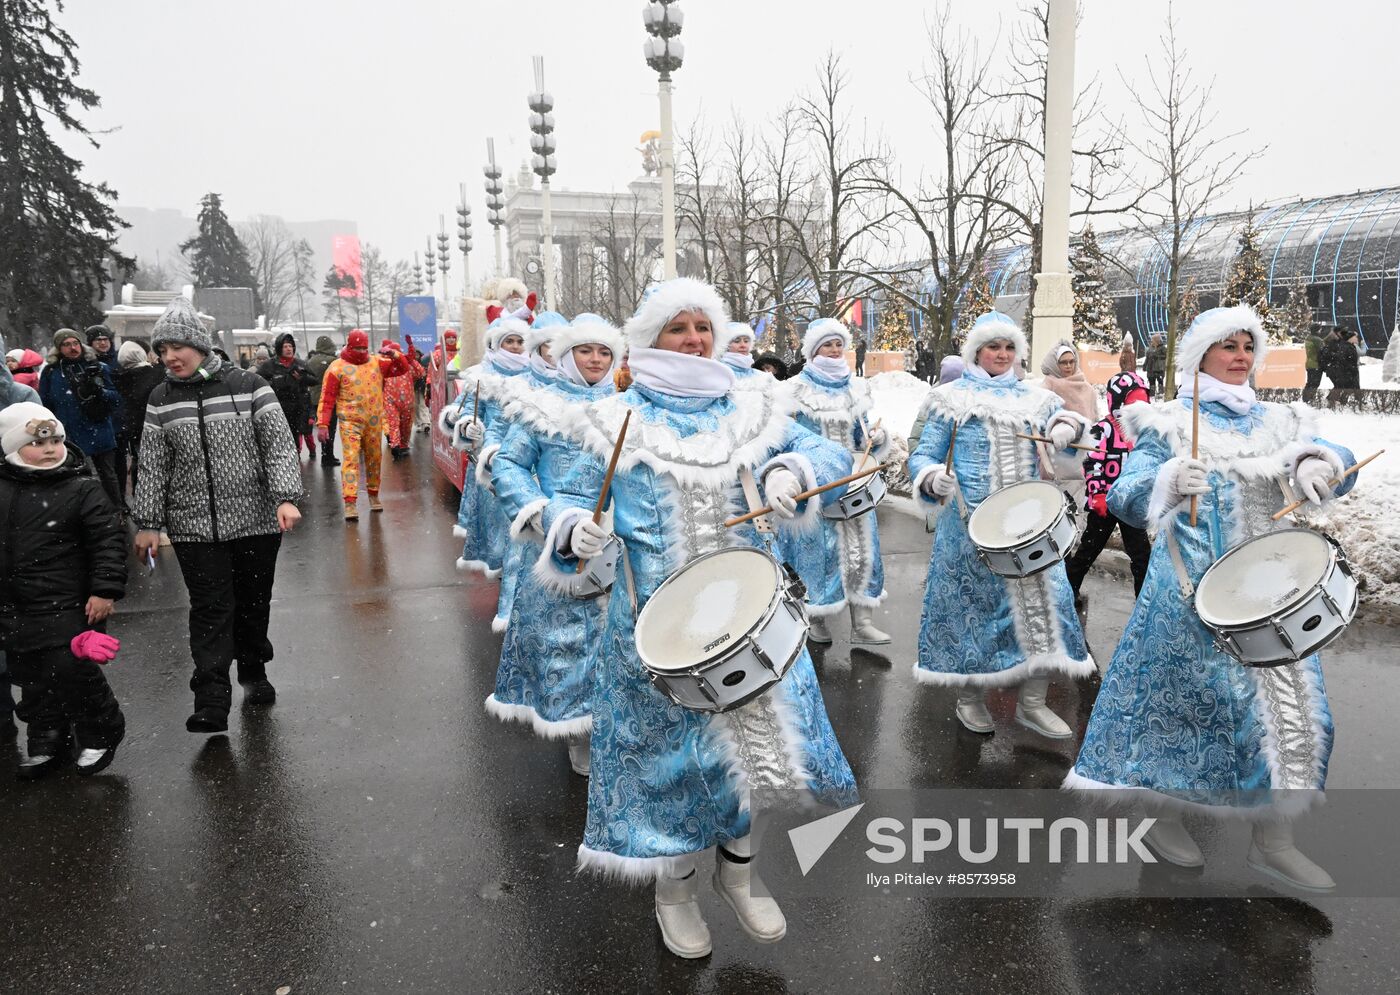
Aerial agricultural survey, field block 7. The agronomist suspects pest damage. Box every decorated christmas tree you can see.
[1070,224,1120,351]
[1278,272,1314,341]
[1177,277,1201,330]
[956,271,996,334]
[875,292,913,352]
[1221,213,1287,343]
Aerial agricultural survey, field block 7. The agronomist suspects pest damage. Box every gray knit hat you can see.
[151,298,214,355]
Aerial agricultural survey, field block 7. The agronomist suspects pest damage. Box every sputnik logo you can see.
[788,803,865,875]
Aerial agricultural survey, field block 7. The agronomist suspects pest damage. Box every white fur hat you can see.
[623,278,729,350]
[1174,305,1267,380]
[0,401,64,457]
[715,321,755,356]
[550,315,626,359]
[960,311,1027,368]
[487,316,531,352]
[802,318,851,361]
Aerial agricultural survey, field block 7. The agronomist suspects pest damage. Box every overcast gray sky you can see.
[63,0,1397,264]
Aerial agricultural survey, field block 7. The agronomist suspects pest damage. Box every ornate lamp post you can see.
[457,184,473,296]
[1030,0,1076,371]
[528,56,558,307]
[437,217,452,307]
[484,138,506,277]
[412,252,423,295]
[643,1,684,279]
[424,236,437,299]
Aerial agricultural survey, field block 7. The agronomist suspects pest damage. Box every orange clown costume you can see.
[379,338,422,457]
[316,330,410,519]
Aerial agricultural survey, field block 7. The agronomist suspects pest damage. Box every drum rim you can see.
[636,545,787,673]
[967,480,1069,551]
[567,534,621,598]
[1195,527,1339,626]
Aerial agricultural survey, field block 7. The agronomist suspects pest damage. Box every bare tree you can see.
[290,238,315,345]
[1124,3,1262,395]
[752,105,816,357]
[359,244,393,334]
[131,254,179,291]
[676,115,721,285]
[239,215,299,327]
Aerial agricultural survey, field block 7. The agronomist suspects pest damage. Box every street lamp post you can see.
[437,217,452,309]
[424,236,437,301]
[643,1,684,279]
[484,138,506,277]
[1030,0,1076,372]
[528,56,558,308]
[457,184,474,296]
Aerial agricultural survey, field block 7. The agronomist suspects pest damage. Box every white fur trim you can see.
[960,312,1028,368]
[1287,443,1346,492]
[912,651,1096,689]
[502,381,605,439]
[475,444,501,489]
[623,278,729,350]
[1060,769,1324,824]
[924,380,1061,431]
[491,614,509,633]
[1044,408,1091,477]
[488,316,532,352]
[524,324,553,356]
[806,598,849,617]
[848,588,888,609]
[802,318,851,361]
[910,462,953,512]
[1174,305,1268,381]
[438,401,460,433]
[484,694,593,739]
[456,557,501,580]
[1146,458,1192,529]
[708,680,815,816]
[509,496,550,540]
[575,845,697,886]
[1119,400,1317,483]
[532,508,590,594]
[781,374,873,432]
[760,452,823,534]
[452,524,469,539]
[482,277,528,305]
[549,320,626,361]
[715,321,756,356]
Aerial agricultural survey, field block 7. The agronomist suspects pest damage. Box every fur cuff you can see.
[1146,457,1191,529]
[532,507,589,594]
[1046,408,1090,444]
[456,557,501,580]
[452,524,469,539]
[911,462,951,512]
[475,444,500,489]
[484,695,593,740]
[760,452,822,534]
[1286,443,1346,485]
[509,496,550,540]
[575,845,698,886]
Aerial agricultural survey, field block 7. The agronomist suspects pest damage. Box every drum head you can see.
[636,547,781,672]
[847,452,880,494]
[967,481,1063,550]
[1197,529,1333,626]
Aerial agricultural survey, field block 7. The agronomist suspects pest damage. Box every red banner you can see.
[333,235,362,298]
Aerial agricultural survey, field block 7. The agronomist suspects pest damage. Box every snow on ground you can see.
[869,371,1400,610]
[1360,357,1398,390]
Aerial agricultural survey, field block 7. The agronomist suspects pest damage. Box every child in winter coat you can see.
[0,403,128,778]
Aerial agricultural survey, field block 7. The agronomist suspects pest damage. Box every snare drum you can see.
[966,480,1077,577]
[822,453,887,520]
[636,547,809,713]
[569,534,622,599]
[1195,528,1357,667]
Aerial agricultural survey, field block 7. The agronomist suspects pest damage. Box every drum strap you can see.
[738,465,775,534]
[1165,527,1195,598]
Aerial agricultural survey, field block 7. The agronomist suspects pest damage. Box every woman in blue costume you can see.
[714,322,772,393]
[907,311,1094,738]
[438,317,530,578]
[539,278,857,960]
[487,315,622,776]
[777,319,892,645]
[1065,306,1358,891]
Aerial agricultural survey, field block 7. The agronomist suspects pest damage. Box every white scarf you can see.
[809,355,851,383]
[966,364,1020,387]
[486,348,529,374]
[721,350,754,371]
[1179,371,1256,416]
[628,346,735,398]
[529,352,559,381]
[559,348,618,388]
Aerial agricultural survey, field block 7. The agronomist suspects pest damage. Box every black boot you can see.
[244,679,276,706]
[186,708,228,733]
[321,451,340,467]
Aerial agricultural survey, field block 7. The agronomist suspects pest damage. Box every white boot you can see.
[807,614,833,644]
[1247,820,1336,892]
[849,604,891,645]
[1142,817,1204,867]
[655,867,712,959]
[955,689,995,734]
[567,738,590,777]
[713,848,786,943]
[1015,678,1073,739]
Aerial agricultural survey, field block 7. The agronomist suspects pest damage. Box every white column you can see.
[493,227,503,277]
[1030,0,1077,372]
[541,180,556,307]
[659,73,677,279]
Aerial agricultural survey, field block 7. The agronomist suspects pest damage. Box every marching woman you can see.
[539,278,857,960]
[715,322,772,392]
[439,317,530,577]
[1066,306,1358,890]
[488,316,622,776]
[777,319,891,645]
[907,311,1094,737]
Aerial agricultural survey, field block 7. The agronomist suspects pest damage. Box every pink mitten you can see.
[71,630,121,664]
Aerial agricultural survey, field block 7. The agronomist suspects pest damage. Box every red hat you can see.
[347,329,369,351]
[444,329,458,342]
[380,338,397,352]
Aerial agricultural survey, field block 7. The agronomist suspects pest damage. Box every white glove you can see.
[1047,419,1079,450]
[527,510,545,535]
[481,449,495,471]
[764,469,803,519]
[459,420,485,448]
[570,518,609,559]
[867,427,888,451]
[1296,457,1336,505]
[1165,457,1210,502]
[919,465,957,499]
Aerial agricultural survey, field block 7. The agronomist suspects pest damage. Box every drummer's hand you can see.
[867,426,888,450]
[920,466,957,499]
[1047,420,1079,450]
[1168,457,1210,498]
[1296,457,1336,505]
[764,469,802,519]
[460,420,485,448]
[570,518,608,559]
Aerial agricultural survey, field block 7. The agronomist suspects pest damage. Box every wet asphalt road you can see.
[2,437,1398,995]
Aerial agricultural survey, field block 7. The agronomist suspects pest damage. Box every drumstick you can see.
[857,418,883,467]
[1190,369,1200,527]
[1014,432,1096,453]
[575,409,632,574]
[724,462,885,528]
[471,382,480,423]
[1271,449,1384,521]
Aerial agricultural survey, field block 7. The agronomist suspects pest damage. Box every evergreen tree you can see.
[956,271,996,335]
[874,288,913,352]
[0,0,130,345]
[1221,212,1285,341]
[1279,272,1313,341]
[321,265,355,328]
[1070,225,1121,351]
[1172,278,1201,347]
[180,193,257,303]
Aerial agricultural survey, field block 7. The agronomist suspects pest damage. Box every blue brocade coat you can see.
[486,374,616,737]
[1067,399,1356,818]
[538,383,859,881]
[776,368,889,614]
[907,373,1094,687]
[448,359,528,578]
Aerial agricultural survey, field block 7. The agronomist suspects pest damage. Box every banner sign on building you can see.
[333,235,363,297]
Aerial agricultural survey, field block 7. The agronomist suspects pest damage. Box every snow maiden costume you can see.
[539,279,857,959]
[715,322,772,394]
[485,316,620,775]
[776,319,892,645]
[439,317,531,577]
[907,311,1094,738]
[1065,306,1358,890]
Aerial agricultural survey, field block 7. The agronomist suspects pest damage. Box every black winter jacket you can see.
[0,443,127,651]
[256,334,314,433]
[115,363,166,446]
